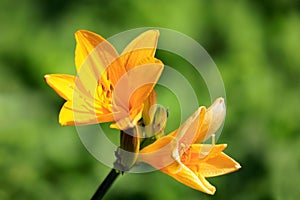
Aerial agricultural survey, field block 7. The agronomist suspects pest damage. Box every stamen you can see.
[172,148,180,162]
[212,134,215,146]
[181,147,192,163]
[179,143,186,155]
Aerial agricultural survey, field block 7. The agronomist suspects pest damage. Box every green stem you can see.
[91,169,120,200]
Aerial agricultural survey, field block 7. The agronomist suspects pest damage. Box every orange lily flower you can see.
[138,98,241,195]
[44,30,163,129]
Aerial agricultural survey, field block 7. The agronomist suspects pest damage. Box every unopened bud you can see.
[141,105,168,149]
[152,105,168,139]
[114,127,141,172]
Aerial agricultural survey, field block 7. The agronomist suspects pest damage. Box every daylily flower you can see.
[138,98,241,195]
[45,30,164,129]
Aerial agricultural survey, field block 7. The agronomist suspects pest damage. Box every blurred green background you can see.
[1,0,300,199]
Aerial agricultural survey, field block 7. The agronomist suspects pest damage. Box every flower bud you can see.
[114,127,141,172]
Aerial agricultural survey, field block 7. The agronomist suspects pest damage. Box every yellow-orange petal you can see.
[75,30,105,71]
[160,161,216,195]
[44,74,75,101]
[169,106,206,151]
[111,59,164,129]
[121,30,159,71]
[129,57,163,109]
[182,144,241,178]
[199,152,241,178]
[138,135,177,169]
[195,97,226,143]
[59,101,115,126]
[74,30,120,73]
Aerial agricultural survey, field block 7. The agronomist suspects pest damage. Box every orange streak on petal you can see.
[59,101,114,126]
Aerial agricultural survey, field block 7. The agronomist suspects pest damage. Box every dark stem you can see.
[91,169,120,200]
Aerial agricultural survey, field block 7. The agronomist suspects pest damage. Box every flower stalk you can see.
[91,169,120,200]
